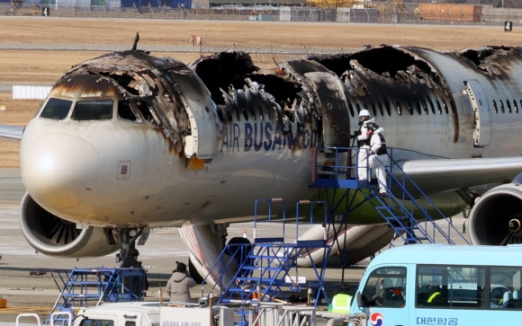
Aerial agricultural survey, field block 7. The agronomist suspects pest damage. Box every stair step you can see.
[232,277,286,283]
[241,266,282,271]
[66,281,110,285]
[248,255,285,259]
[61,293,102,298]
[254,237,285,244]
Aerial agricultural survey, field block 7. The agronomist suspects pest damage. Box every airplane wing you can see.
[399,157,522,194]
[0,124,24,140]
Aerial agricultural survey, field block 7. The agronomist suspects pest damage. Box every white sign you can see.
[160,306,211,326]
[285,275,307,284]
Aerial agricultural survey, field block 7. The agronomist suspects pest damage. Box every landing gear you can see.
[113,228,149,264]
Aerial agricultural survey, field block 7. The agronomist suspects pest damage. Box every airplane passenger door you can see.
[167,68,220,160]
[464,80,491,148]
[305,71,351,148]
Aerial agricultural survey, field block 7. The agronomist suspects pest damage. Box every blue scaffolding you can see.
[47,267,147,324]
[311,146,470,245]
[203,198,332,310]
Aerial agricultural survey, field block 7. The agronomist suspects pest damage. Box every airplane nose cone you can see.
[21,134,99,209]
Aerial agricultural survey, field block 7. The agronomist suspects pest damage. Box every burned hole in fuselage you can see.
[310,47,453,121]
[310,47,434,78]
[118,100,138,122]
[190,51,259,107]
[191,51,310,134]
[135,100,159,126]
[457,48,497,67]
[98,72,143,96]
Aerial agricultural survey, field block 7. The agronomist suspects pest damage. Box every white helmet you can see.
[359,109,370,117]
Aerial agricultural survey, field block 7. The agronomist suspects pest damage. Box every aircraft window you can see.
[348,102,355,117]
[40,98,72,120]
[499,100,505,114]
[384,101,391,116]
[428,98,436,114]
[493,100,498,114]
[118,100,138,122]
[416,102,422,115]
[371,103,377,116]
[72,100,113,121]
[514,100,519,113]
[443,102,449,114]
[407,101,414,115]
[436,101,442,114]
[396,101,402,116]
[421,102,424,115]
[450,101,457,114]
[377,102,384,116]
[506,99,512,113]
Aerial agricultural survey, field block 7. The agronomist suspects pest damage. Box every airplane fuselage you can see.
[19,46,522,230]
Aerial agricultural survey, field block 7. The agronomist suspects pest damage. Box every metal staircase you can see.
[47,267,147,324]
[203,199,332,312]
[312,146,470,245]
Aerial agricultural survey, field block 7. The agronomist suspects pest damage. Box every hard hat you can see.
[359,109,370,117]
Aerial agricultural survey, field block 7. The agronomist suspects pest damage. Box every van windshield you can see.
[361,266,407,308]
[79,319,114,326]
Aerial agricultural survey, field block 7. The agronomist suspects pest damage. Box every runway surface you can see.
[0,168,367,323]
[0,167,472,324]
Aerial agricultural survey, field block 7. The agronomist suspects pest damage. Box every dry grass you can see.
[1,17,521,167]
[1,18,521,49]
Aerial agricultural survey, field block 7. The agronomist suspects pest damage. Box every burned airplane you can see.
[5,41,522,280]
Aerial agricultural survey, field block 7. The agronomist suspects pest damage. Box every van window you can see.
[79,319,114,326]
[417,265,486,308]
[360,267,406,308]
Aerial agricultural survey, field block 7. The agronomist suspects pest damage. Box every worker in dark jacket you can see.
[166,261,197,306]
[120,248,149,299]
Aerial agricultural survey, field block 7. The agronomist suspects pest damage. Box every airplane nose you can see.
[21,134,99,210]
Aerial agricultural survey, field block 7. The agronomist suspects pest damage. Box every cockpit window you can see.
[40,98,72,120]
[118,100,138,122]
[72,100,114,121]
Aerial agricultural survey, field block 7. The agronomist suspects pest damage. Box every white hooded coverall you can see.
[368,128,389,194]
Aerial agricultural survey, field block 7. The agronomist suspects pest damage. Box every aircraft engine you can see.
[20,193,120,257]
[469,182,522,245]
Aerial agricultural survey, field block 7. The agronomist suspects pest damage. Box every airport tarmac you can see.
[0,167,472,324]
[0,168,369,324]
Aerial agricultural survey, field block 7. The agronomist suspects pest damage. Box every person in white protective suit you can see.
[353,109,375,184]
[367,123,389,196]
